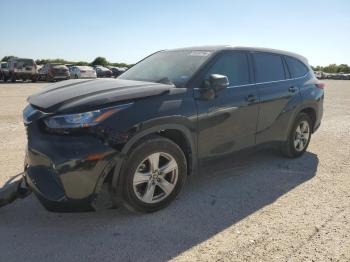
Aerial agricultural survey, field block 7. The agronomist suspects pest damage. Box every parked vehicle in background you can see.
[325,73,335,79]
[314,71,325,79]
[94,66,112,78]
[69,66,97,79]
[36,65,45,81]
[40,64,70,82]
[20,46,324,213]
[7,58,37,82]
[339,73,350,80]
[0,62,10,81]
[343,74,350,80]
[109,66,127,77]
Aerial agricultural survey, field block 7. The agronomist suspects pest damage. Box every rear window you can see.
[285,56,309,78]
[253,53,285,82]
[51,64,67,69]
[15,59,34,68]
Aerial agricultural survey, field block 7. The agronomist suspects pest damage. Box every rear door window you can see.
[285,56,309,78]
[205,52,250,86]
[253,53,285,82]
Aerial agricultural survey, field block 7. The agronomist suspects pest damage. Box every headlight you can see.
[44,103,133,129]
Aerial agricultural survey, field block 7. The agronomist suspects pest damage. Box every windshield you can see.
[119,50,213,87]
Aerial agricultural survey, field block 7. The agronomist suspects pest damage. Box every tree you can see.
[91,57,109,67]
[337,64,350,73]
[323,64,338,73]
[1,56,17,62]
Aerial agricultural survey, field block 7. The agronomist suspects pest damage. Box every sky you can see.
[0,0,349,66]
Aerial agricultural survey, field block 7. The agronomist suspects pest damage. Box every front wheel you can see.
[281,113,312,158]
[118,135,187,213]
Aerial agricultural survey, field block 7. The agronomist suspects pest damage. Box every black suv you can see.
[22,46,324,213]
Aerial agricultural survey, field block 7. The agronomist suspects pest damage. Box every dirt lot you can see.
[0,80,349,262]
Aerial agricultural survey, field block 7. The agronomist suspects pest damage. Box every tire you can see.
[11,74,16,83]
[46,74,54,82]
[31,76,37,82]
[281,113,312,158]
[118,135,187,213]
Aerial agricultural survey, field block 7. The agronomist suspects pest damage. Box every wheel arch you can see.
[299,107,316,131]
[121,124,196,175]
[106,123,198,204]
[283,103,318,142]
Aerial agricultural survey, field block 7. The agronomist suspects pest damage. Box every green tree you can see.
[1,56,17,62]
[75,61,89,66]
[323,64,338,73]
[312,65,324,72]
[110,62,132,68]
[337,64,350,73]
[91,57,109,67]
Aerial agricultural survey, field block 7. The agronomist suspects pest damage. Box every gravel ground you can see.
[0,80,349,262]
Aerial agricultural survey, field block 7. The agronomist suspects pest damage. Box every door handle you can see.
[289,86,297,93]
[246,94,257,103]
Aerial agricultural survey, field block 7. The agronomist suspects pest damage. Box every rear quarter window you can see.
[253,53,285,82]
[285,56,309,78]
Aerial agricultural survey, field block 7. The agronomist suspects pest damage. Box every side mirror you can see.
[208,74,229,92]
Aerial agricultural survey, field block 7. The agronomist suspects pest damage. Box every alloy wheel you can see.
[133,152,178,204]
[294,120,310,151]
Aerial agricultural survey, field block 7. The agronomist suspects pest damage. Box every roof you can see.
[168,45,309,64]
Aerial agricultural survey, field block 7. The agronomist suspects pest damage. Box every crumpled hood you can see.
[28,78,174,113]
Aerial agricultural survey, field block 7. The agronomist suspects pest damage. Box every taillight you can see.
[316,83,325,89]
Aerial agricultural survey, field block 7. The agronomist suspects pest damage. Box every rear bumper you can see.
[14,72,36,78]
[313,93,324,133]
[52,75,70,80]
[80,75,97,79]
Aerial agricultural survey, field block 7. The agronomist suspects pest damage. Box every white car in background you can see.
[69,66,97,79]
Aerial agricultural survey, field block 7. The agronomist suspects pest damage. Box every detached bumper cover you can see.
[24,114,121,212]
[0,174,31,208]
[24,140,119,212]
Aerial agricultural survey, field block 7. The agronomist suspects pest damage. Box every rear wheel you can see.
[46,74,54,82]
[11,74,16,83]
[118,135,187,213]
[281,113,312,158]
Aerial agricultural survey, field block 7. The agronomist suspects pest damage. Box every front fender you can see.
[109,119,198,204]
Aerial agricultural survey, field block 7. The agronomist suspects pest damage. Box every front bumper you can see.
[24,119,120,212]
